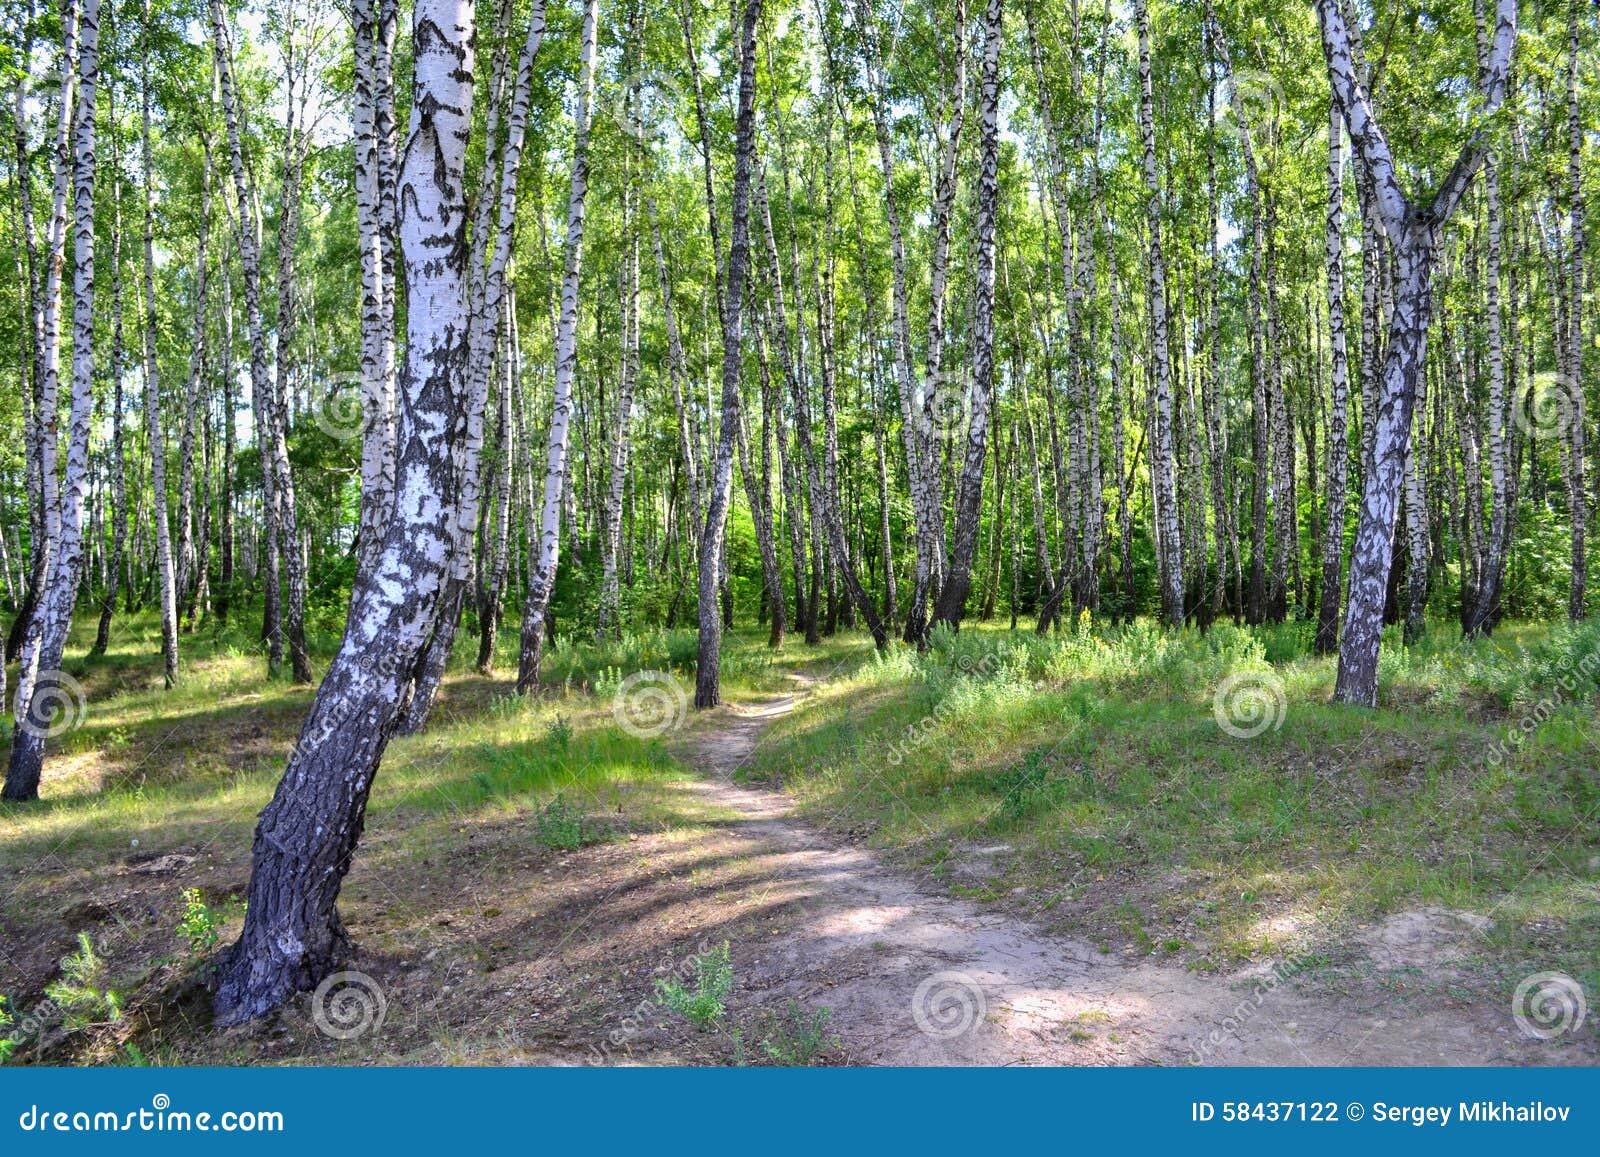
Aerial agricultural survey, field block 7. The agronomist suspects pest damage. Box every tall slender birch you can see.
[1136,0,1184,626]
[6,0,100,802]
[694,0,762,708]
[517,0,596,693]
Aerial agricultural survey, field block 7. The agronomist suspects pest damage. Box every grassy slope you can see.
[741,617,1600,1009]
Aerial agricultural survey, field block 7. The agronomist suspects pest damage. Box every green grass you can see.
[742,615,1600,997]
[6,600,1598,1063]
[0,602,856,1064]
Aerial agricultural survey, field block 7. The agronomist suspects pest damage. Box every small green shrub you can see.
[546,714,573,750]
[760,1000,838,1065]
[46,933,123,1030]
[0,996,16,1064]
[176,888,224,954]
[655,942,733,1030]
[533,794,598,850]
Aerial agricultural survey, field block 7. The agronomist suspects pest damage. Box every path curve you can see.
[675,675,1588,1066]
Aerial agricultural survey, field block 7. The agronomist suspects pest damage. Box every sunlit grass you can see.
[742,614,1600,993]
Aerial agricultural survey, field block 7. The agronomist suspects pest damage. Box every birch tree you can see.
[1320,0,1517,706]
[213,0,478,1020]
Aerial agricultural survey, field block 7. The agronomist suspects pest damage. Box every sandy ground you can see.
[664,677,1597,1066]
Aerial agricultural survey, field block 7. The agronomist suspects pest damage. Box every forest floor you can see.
[1,614,1598,1066]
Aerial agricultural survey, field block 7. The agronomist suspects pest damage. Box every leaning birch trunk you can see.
[516,0,595,694]
[1136,0,1184,627]
[694,0,762,709]
[212,0,476,1021]
[1321,0,1516,706]
[139,16,179,688]
[931,0,1001,630]
[5,0,100,802]
[1315,96,1352,654]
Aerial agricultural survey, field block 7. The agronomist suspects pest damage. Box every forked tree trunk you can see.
[1322,0,1516,706]
[404,0,547,724]
[213,0,476,1021]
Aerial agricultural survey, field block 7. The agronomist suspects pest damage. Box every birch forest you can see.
[1,0,1598,1065]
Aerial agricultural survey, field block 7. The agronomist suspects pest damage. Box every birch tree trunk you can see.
[402,0,547,725]
[598,99,639,641]
[1315,97,1352,653]
[1136,0,1184,626]
[1321,0,1516,706]
[213,0,476,1020]
[353,0,398,579]
[694,0,762,709]
[855,0,960,645]
[210,0,287,678]
[5,0,78,672]
[1563,0,1586,621]
[92,126,130,658]
[5,0,100,802]
[476,311,515,673]
[177,137,214,629]
[516,0,595,693]
[932,0,1002,630]
[139,9,179,687]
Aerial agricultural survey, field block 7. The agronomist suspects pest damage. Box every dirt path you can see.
[673,676,1593,1066]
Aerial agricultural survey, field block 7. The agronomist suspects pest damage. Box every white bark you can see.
[516,0,596,693]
